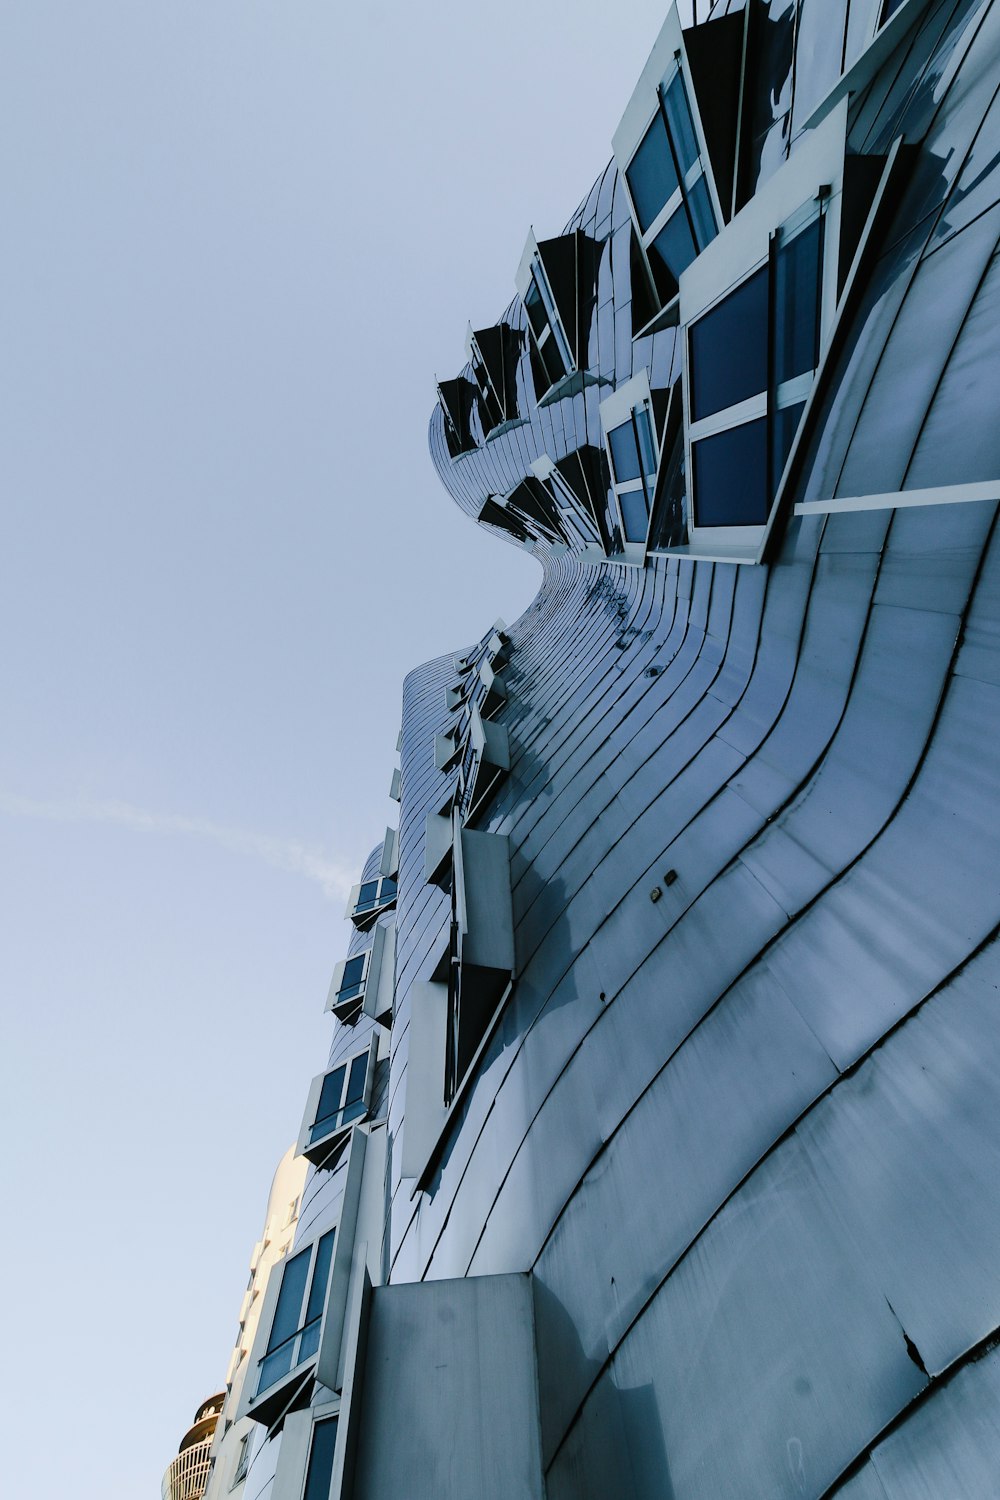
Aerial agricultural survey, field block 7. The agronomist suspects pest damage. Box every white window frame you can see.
[515,230,576,403]
[670,97,849,563]
[612,3,724,336]
[296,1034,379,1168]
[600,371,661,565]
[231,1431,252,1488]
[326,922,392,1027]
[465,323,525,441]
[234,1224,339,1429]
[326,947,372,1024]
[345,873,396,929]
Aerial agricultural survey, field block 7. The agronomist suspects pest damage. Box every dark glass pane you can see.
[265,1248,311,1354]
[635,407,658,482]
[304,1229,336,1326]
[303,1419,339,1500]
[338,955,366,999]
[880,0,906,21]
[648,206,696,294]
[312,1065,346,1138]
[345,1051,368,1107]
[356,880,379,911]
[540,329,567,387]
[380,876,397,901]
[693,418,769,527]
[524,276,548,339]
[687,173,716,252]
[625,112,678,234]
[663,73,699,177]
[258,1344,294,1394]
[773,216,823,386]
[619,487,650,543]
[297,1321,321,1364]
[689,266,769,421]
[608,421,641,484]
[770,401,806,490]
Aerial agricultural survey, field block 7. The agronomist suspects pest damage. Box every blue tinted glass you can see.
[303,1419,339,1500]
[356,881,379,911]
[635,407,657,482]
[663,73,699,176]
[689,266,769,421]
[380,876,396,900]
[648,206,696,297]
[345,1051,368,1106]
[619,487,650,543]
[258,1343,294,1394]
[297,1321,320,1364]
[625,112,678,234]
[266,1248,310,1353]
[693,418,769,527]
[524,276,548,339]
[312,1066,346,1139]
[687,173,716,251]
[774,216,823,386]
[304,1230,336,1326]
[771,401,806,490]
[338,955,365,998]
[608,421,641,484]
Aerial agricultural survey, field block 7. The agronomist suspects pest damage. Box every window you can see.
[253,1229,336,1409]
[878,0,909,25]
[600,372,661,559]
[465,323,524,439]
[403,832,513,1185]
[613,16,721,332]
[302,1418,339,1500]
[515,230,604,407]
[529,445,616,554]
[436,377,481,458]
[500,477,568,546]
[477,496,533,546]
[298,1034,378,1168]
[232,1433,251,1486]
[687,204,824,532]
[284,1197,300,1228]
[346,874,396,929]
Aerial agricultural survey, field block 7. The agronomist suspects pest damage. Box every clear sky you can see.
[0,2,670,1494]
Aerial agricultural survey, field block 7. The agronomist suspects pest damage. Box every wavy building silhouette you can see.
[193,3,1000,1496]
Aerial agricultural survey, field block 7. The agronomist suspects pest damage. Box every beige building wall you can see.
[201,1145,309,1500]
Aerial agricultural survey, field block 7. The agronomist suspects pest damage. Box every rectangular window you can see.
[515,229,604,409]
[298,1034,378,1167]
[347,874,396,927]
[232,1433,251,1486]
[302,1418,339,1500]
[619,62,718,323]
[687,206,825,532]
[600,373,661,555]
[309,1055,368,1145]
[465,323,524,438]
[256,1229,335,1397]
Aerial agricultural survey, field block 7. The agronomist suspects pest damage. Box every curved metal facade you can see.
[200,5,1000,1498]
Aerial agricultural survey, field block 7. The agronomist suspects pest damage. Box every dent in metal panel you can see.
[796,942,1000,1377]
[853,1342,1000,1498]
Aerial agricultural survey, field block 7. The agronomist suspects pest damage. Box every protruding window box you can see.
[402,829,514,1186]
[378,827,398,880]
[327,925,392,1028]
[515,229,606,408]
[388,766,401,803]
[453,651,473,675]
[345,874,397,931]
[478,657,506,710]
[434,725,463,771]
[297,1035,379,1170]
[436,376,481,459]
[237,1129,372,1432]
[445,680,472,713]
[425,807,455,888]
[500,477,569,547]
[477,497,534,547]
[466,324,526,440]
[600,371,662,565]
[362,925,395,1030]
[612,4,725,336]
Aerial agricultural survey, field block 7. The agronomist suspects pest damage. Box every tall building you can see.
[161,1395,224,1500]
[191,3,1000,1497]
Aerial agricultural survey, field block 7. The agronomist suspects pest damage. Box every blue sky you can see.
[0,2,668,1493]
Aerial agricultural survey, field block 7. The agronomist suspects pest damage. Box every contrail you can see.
[0,792,354,901]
